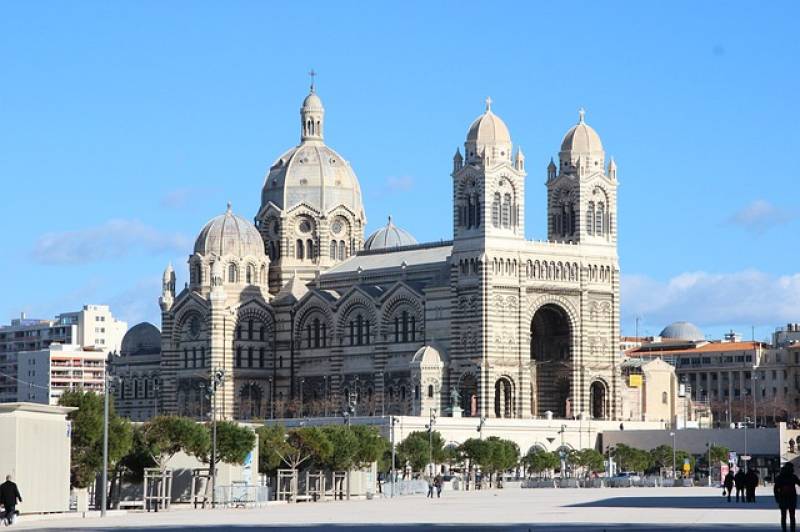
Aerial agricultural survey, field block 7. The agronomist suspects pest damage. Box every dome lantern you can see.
[300,72,324,143]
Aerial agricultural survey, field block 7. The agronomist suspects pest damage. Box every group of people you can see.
[723,467,760,503]
[0,475,22,526]
[426,474,443,499]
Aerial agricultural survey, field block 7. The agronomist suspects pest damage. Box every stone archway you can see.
[530,303,572,417]
[590,380,607,420]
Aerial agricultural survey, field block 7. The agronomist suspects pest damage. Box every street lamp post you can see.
[669,431,676,480]
[323,375,328,417]
[299,378,305,418]
[559,424,567,478]
[101,371,114,517]
[426,408,437,477]
[268,377,274,420]
[390,416,398,498]
[752,374,758,426]
[209,368,226,508]
[707,441,713,487]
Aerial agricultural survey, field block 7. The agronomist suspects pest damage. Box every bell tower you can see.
[547,109,617,246]
[452,98,526,251]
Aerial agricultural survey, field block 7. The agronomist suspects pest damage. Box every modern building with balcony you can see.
[16,344,107,405]
[0,305,126,403]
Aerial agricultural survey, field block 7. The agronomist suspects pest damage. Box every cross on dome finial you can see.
[308,69,317,92]
[578,107,586,123]
[226,201,232,213]
[485,96,493,112]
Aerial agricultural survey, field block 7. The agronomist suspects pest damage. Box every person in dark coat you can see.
[774,463,800,532]
[724,470,735,502]
[0,475,22,526]
[734,469,747,503]
[746,468,760,503]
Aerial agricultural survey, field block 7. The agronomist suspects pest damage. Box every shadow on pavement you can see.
[568,496,775,510]
[33,525,778,532]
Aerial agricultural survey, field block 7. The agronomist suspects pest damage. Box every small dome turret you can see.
[464,97,513,164]
[364,216,418,251]
[559,108,605,175]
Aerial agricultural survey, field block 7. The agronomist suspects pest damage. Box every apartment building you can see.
[0,305,126,402]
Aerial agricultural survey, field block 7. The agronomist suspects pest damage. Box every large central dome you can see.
[260,88,365,219]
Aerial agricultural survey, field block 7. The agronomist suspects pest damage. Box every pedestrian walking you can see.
[434,474,442,498]
[426,476,434,499]
[734,468,747,503]
[774,463,800,532]
[0,475,22,526]
[723,470,735,503]
[745,468,759,503]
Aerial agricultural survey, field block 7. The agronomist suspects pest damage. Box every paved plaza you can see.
[15,487,785,531]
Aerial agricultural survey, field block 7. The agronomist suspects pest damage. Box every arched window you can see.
[492,193,501,228]
[296,239,304,260]
[330,240,337,260]
[235,346,242,368]
[200,346,205,368]
[474,194,481,227]
[596,202,605,236]
[246,265,253,284]
[662,391,668,404]
[306,239,314,260]
[339,240,346,260]
[313,318,321,348]
[306,325,312,348]
[247,347,253,368]
[193,264,201,285]
[228,264,237,283]
[502,193,511,228]
[466,195,473,228]
[427,385,434,398]
[586,202,595,235]
[259,347,265,368]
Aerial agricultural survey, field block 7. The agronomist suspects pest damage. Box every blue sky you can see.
[1,1,798,341]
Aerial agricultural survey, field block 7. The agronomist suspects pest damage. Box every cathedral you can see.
[157,83,621,422]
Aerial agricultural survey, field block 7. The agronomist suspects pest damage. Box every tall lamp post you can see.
[426,408,437,476]
[101,374,116,516]
[209,368,226,508]
[669,431,677,480]
[390,416,398,498]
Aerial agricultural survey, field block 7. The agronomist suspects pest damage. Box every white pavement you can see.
[17,487,784,531]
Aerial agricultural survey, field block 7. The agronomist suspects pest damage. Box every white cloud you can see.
[622,269,800,330]
[31,219,190,265]
[728,199,794,233]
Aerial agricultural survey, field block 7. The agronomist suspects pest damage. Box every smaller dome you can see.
[561,109,603,153]
[659,321,705,342]
[466,97,511,147]
[194,203,266,258]
[364,216,418,251]
[120,322,161,356]
[302,90,323,111]
[411,345,443,367]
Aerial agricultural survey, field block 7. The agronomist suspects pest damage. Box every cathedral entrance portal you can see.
[530,304,572,418]
[590,380,607,420]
